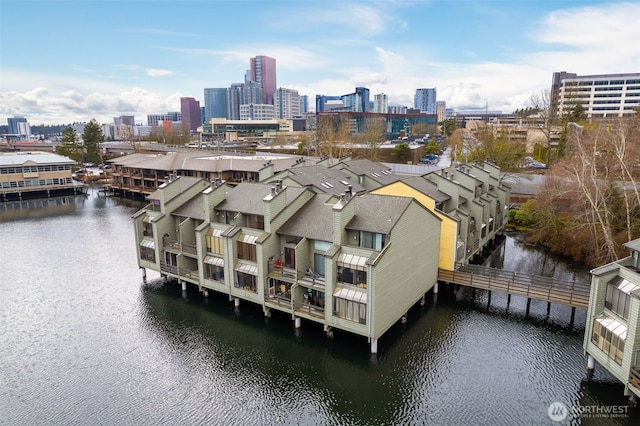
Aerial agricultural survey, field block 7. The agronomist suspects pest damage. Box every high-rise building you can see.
[339,87,370,113]
[114,115,135,126]
[7,116,28,135]
[436,101,446,122]
[147,112,181,127]
[551,71,640,118]
[274,87,301,119]
[203,88,228,122]
[227,84,244,120]
[180,97,202,132]
[316,95,342,112]
[299,95,309,114]
[415,88,437,114]
[250,55,277,105]
[239,104,275,120]
[373,93,389,114]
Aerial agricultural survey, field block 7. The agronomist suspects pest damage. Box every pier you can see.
[438,264,591,323]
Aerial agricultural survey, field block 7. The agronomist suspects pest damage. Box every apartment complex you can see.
[132,157,509,352]
[0,151,85,201]
[274,87,301,119]
[584,238,640,402]
[551,71,640,118]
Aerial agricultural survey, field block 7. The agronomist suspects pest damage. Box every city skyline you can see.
[1,0,639,125]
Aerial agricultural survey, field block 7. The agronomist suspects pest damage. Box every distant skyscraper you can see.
[250,55,277,105]
[240,104,275,120]
[299,95,309,114]
[373,93,389,113]
[7,116,28,135]
[180,97,201,132]
[415,88,437,114]
[227,83,244,120]
[315,95,341,112]
[204,88,228,122]
[274,87,301,119]
[436,101,446,122]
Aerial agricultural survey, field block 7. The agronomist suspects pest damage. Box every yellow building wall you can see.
[372,182,458,271]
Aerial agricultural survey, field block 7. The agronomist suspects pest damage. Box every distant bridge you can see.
[438,264,591,321]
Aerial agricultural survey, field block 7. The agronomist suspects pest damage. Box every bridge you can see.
[438,264,591,323]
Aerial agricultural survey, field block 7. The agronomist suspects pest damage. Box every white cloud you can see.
[145,68,173,77]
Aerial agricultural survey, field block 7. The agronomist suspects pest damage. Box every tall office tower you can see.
[436,101,446,122]
[414,88,437,114]
[203,88,228,123]
[274,87,301,119]
[299,95,309,114]
[249,55,277,105]
[227,83,244,120]
[373,93,389,113]
[551,71,640,118]
[180,97,201,132]
[355,87,370,112]
[7,116,28,135]
[243,79,263,105]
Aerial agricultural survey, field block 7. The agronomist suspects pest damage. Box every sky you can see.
[1,0,639,125]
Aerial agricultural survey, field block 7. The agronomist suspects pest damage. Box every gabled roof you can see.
[335,158,400,185]
[274,164,366,196]
[346,194,415,234]
[147,176,204,201]
[215,182,307,216]
[399,176,450,203]
[624,238,640,253]
[278,194,335,242]
[172,194,205,220]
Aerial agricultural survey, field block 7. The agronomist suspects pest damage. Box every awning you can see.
[239,234,258,244]
[611,277,640,295]
[207,228,223,237]
[337,253,368,271]
[333,287,367,303]
[235,263,258,275]
[595,314,627,340]
[204,255,224,267]
[143,215,152,223]
[140,238,155,249]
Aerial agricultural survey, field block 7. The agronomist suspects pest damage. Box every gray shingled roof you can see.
[172,194,205,220]
[624,238,640,253]
[215,182,307,215]
[146,176,203,201]
[400,176,450,203]
[275,164,366,196]
[278,194,335,242]
[346,194,413,234]
[335,158,400,185]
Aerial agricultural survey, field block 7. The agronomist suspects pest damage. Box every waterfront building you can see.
[415,88,437,114]
[274,88,301,119]
[108,151,305,197]
[373,93,389,114]
[0,151,85,201]
[551,71,640,118]
[133,177,441,353]
[250,55,277,105]
[584,238,640,402]
[203,88,228,123]
[180,97,202,133]
[240,104,275,120]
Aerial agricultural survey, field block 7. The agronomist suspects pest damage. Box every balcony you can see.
[294,300,325,319]
[164,239,197,256]
[159,261,198,282]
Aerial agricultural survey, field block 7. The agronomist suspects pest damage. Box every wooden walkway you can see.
[438,264,591,308]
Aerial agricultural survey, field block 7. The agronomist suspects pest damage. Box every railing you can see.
[164,240,197,255]
[294,301,325,318]
[159,261,198,281]
[630,367,640,391]
[438,264,591,308]
[160,261,178,275]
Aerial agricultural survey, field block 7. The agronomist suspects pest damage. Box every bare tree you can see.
[529,89,556,166]
[361,116,386,161]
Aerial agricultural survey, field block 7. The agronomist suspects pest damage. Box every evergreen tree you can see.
[56,127,82,162]
[82,119,104,165]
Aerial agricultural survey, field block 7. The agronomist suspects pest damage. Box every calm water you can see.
[1,188,637,425]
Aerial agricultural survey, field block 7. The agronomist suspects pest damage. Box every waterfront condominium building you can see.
[250,55,277,105]
[373,93,388,114]
[274,88,301,119]
[180,97,202,133]
[584,237,640,402]
[415,88,437,114]
[204,88,228,123]
[551,71,640,118]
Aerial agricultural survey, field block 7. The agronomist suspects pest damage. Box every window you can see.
[236,271,257,292]
[204,263,224,281]
[333,288,367,324]
[605,277,637,320]
[206,228,224,254]
[247,214,264,230]
[337,254,368,289]
[237,234,257,262]
[591,315,626,365]
[359,231,385,250]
